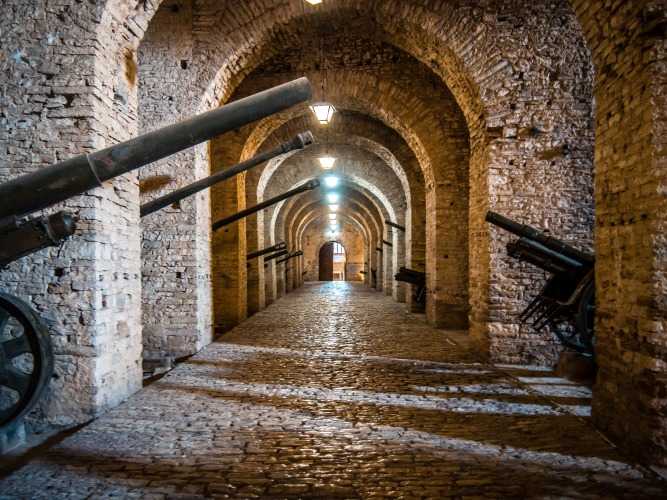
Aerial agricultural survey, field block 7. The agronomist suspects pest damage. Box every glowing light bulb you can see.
[329,204,339,212]
[328,214,337,220]
[327,193,339,203]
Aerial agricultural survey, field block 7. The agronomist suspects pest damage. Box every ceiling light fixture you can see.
[318,156,336,169]
[329,204,339,212]
[324,175,339,187]
[326,193,339,204]
[310,103,336,124]
[309,17,335,124]
[305,0,323,4]
[329,214,337,220]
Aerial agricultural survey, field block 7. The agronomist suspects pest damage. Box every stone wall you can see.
[571,0,667,474]
[138,0,213,359]
[302,220,365,283]
[0,0,158,426]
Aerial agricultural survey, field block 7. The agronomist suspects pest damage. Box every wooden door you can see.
[318,242,334,281]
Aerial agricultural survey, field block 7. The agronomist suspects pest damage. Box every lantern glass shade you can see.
[310,102,336,124]
[326,193,339,204]
[328,214,337,220]
[318,156,336,169]
[330,223,338,231]
[329,204,339,211]
[324,175,339,187]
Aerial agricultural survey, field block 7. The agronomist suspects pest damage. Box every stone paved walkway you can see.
[1,282,665,498]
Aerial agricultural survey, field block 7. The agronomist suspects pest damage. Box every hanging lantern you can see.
[318,156,336,169]
[310,102,336,124]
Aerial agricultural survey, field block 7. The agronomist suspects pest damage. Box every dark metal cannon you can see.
[141,132,313,217]
[276,250,303,265]
[212,179,320,231]
[0,77,313,430]
[394,266,426,303]
[247,242,287,260]
[264,249,289,262]
[385,220,405,232]
[486,210,595,355]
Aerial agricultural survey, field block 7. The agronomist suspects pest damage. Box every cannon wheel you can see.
[0,292,54,429]
[547,278,595,356]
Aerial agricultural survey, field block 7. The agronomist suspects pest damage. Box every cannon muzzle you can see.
[0,78,313,219]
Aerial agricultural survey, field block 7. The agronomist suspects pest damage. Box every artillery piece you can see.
[485,211,595,355]
[0,78,313,429]
[394,267,426,303]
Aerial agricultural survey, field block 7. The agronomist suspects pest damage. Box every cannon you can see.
[264,249,289,262]
[485,210,595,355]
[385,220,405,232]
[247,242,287,260]
[276,250,303,265]
[141,132,313,217]
[212,179,320,231]
[0,77,313,430]
[394,266,426,303]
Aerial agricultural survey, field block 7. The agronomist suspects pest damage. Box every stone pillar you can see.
[212,175,247,334]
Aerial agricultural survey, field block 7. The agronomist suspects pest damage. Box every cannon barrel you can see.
[507,237,586,276]
[385,220,405,232]
[276,250,303,265]
[212,179,320,231]
[394,266,426,286]
[485,211,594,267]
[141,132,313,217]
[0,78,313,219]
[263,249,289,262]
[247,242,287,260]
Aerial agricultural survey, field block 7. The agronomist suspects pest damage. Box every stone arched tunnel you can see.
[1,0,666,495]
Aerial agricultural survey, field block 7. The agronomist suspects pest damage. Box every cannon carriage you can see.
[0,78,313,430]
[486,211,595,356]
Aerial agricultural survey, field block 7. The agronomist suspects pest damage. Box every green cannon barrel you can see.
[0,78,312,219]
[485,210,594,267]
[140,132,313,217]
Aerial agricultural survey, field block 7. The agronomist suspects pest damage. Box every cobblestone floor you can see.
[1,282,665,499]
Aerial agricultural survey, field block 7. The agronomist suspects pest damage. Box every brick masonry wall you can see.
[571,0,667,473]
[0,0,158,426]
[138,0,214,359]
[301,220,365,283]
